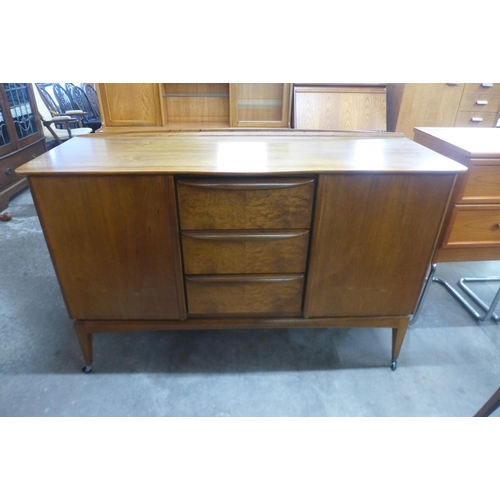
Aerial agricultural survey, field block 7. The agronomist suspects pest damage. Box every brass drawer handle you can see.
[476,100,489,105]
[471,117,483,122]
[497,223,500,229]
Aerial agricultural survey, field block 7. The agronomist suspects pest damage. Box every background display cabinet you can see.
[0,83,45,213]
[96,83,292,131]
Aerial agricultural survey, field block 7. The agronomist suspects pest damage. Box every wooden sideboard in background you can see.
[292,84,387,131]
[96,83,292,131]
[95,83,500,137]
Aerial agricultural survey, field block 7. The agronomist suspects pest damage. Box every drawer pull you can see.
[185,274,304,285]
[497,223,500,229]
[4,168,13,175]
[177,178,315,191]
[447,83,460,86]
[471,117,483,122]
[481,83,493,88]
[476,100,488,105]
[181,229,309,241]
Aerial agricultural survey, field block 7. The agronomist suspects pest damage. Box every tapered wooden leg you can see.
[391,316,410,370]
[74,321,93,372]
[474,386,500,417]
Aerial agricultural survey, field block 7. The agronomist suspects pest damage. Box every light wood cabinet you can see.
[96,83,291,131]
[0,83,45,212]
[387,84,500,139]
[17,131,464,372]
[414,127,500,262]
[293,85,387,131]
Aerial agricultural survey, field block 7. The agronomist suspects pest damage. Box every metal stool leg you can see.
[458,277,500,322]
[411,265,500,325]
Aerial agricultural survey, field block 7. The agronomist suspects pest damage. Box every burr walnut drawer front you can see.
[444,205,500,247]
[185,274,305,316]
[176,177,315,229]
[181,229,310,274]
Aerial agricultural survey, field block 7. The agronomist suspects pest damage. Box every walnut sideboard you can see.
[16,131,465,372]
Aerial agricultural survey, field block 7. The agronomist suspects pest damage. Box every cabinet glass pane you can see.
[0,104,12,147]
[3,83,38,140]
[236,84,284,122]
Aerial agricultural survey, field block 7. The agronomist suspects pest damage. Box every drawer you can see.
[181,229,309,274]
[463,83,500,95]
[459,93,500,113]
[460,165,500,204]
[454,111,497,127]
[185,274,304,316]
[177,177,315,229]
[445,205,500,247]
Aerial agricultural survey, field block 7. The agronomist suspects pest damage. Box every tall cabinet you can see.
[387,83,500,139]
[0,83,46,212]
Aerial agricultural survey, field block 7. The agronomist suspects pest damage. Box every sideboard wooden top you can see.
[17,131,466,176]
[414,127,500,158]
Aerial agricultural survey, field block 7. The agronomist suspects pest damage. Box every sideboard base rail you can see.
[73,316,410,373]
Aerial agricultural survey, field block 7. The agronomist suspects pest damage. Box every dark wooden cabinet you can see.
[0,83,46,212]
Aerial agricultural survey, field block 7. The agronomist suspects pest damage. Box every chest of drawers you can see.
[455,84,500,128]
[17,131,464,372]
[413,127,500,262]
[387,84,500,139]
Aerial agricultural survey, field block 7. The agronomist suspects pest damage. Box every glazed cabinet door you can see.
[29,175,185,320]
[304,173,456,317]
[230,84,291,127]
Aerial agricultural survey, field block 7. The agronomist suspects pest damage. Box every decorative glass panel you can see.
[3,83,37,140]
[0,104,12,147]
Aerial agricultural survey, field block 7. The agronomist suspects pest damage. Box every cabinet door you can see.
[97,83,162,127]
[230,84,291,127]
[304,173,455,317]
[30,175,185,320]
